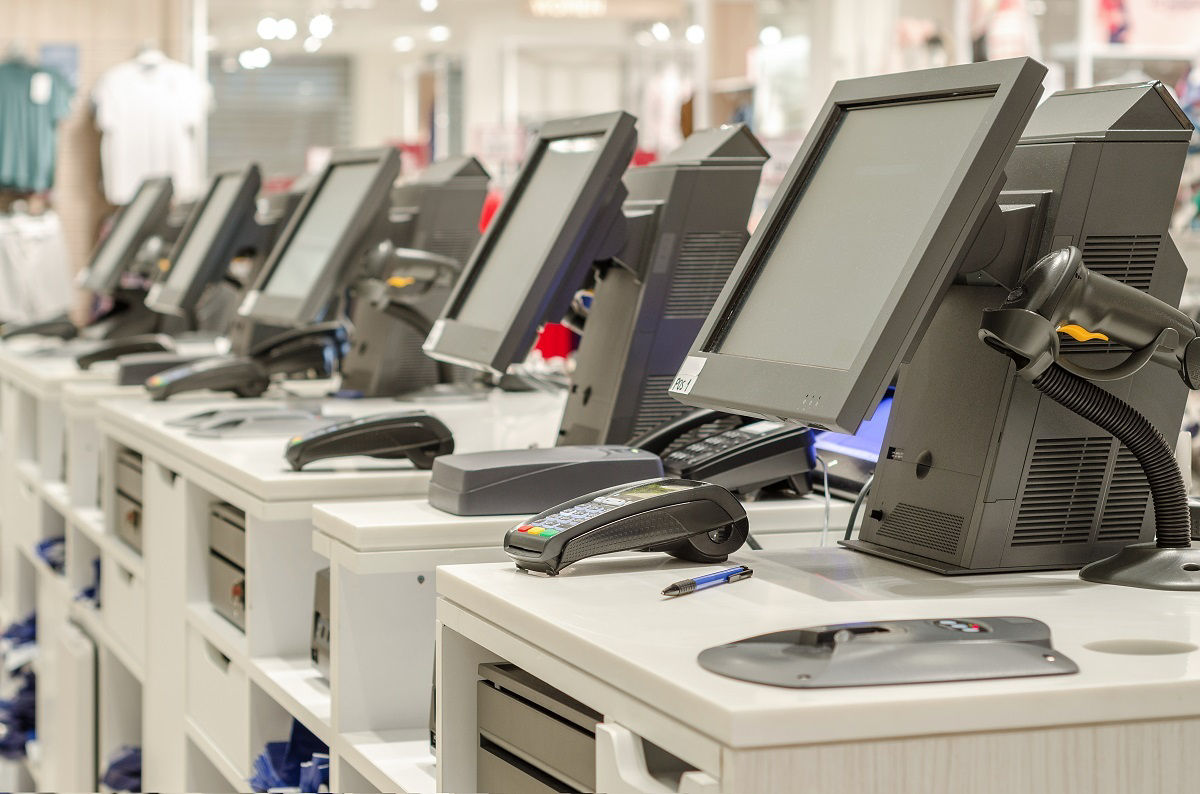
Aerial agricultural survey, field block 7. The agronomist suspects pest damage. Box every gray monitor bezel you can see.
[81,177,174,293]
[239,147,399,327]
[145,164,262,317]
[674,58,1046,434]
[423,111,637,375]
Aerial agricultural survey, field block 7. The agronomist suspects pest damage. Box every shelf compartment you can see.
[96,645,142,792]
[248,656,332,744]
[186,736,247,793]
[186,627,250,778]
[187,602,249,666]
[338,730,436,794]
[66,523,101,607]
[101,554,146,672]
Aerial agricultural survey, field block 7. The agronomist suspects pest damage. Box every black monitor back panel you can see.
[557,125,769,445]
[392,155,490,264]
[853,83,1193,573]
[145,165,262,321]
[340,158,491,397]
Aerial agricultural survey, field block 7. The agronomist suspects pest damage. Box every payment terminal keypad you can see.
[515,499,621,539]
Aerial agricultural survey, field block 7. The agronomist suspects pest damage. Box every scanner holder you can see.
[340,244,465,394]
[248,321,350,378]
[979,246,1200,590]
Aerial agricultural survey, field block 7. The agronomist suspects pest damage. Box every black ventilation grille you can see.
[662,231,746,319]
[631,375,688,438]
[1060,235,1159,355]
[428,229,478,266]
[1012,437,1109,546]
[877,503,963,556]
[1098,446,1150,542]
[1082,234,1158,290]
[383,323,440,392]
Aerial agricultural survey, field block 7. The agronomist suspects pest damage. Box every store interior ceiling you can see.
[207,0,693,58]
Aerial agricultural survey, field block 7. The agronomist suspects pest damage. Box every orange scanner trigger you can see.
[1057,324,1109,343]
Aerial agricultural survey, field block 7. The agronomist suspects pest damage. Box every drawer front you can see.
[478,681,596,791]
[115,453,142,501]
[101,557,146,669]
[478,741,582,794]
[186,629,248,775]
[207,553,246,632]
[114,492,142,553]
[208,508,245,568]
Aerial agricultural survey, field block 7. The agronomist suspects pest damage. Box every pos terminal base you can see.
[699,617,1078,688]
[428,446,664,515]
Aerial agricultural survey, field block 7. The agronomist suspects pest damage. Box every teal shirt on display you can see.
[0,59,74,192]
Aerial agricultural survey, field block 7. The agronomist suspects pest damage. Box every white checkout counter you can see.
[0,336,570,791]
[434,546,1200,794]
[310,494,849,792]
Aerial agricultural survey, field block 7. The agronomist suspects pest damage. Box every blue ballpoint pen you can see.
[661,565,753,597]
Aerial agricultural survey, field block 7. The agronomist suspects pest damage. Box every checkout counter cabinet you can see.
[477,663,697,794]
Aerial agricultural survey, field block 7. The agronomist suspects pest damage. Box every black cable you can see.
[844,473,874,541]
[1032,363,1190,548]
[746,534,762,550]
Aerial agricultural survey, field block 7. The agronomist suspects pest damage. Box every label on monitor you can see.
[669,356,706,396]
[424,319,445,352]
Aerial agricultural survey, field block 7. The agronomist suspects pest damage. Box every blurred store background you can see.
[4,0,1200,309]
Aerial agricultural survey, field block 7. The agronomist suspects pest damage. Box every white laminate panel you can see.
[96,388,566,503]
[312,497,851,554]
[437,547,1200,750]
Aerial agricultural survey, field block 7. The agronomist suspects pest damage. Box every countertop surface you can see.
[438,546,1200,749]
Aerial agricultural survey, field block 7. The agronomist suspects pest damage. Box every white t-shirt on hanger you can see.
[92,54,212,204]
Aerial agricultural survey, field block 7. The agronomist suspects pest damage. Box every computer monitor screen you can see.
[82,177,173,293]
[239,148,399,327]
[673,58,1045,434]
[456,136,603,331]
[261,163,378,299]
[146,166,260,316]
[718,97,992,369]
[425,111,637,375]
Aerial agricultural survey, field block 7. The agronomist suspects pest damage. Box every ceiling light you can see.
[685,24,705,44]
[420,0,439,11]
[276,18,298,41]
[392,35,415,52]
[251,47,272,68]
[257,17,278,40]
[528,0,606,17]
[428,25,451,42]
[634,30,653,47]
[759,25,782,46]
[651,22,671,42]
[309,13,334,39]
[303,36,323,53]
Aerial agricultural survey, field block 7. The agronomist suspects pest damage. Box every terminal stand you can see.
[844,81,1195,575]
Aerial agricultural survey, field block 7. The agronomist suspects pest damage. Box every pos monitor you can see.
[424,111,637,375]
[81,177,174,293]
[672,58,1046,434]
[145,165,262,317]
[239,148,400,328]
